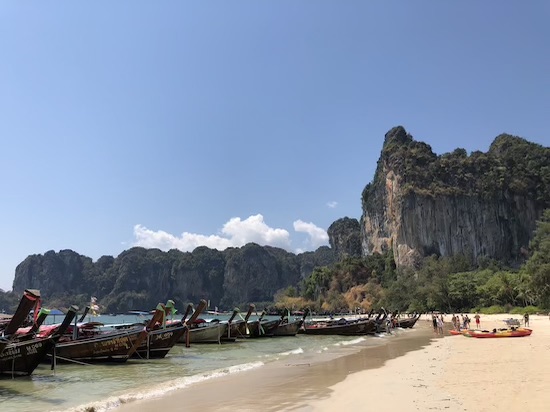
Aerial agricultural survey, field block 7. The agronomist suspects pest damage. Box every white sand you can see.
[304,314,550,411]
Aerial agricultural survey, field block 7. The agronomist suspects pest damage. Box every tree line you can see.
[275,209,550,314]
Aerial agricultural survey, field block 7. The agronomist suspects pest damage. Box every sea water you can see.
[0,314,420,412]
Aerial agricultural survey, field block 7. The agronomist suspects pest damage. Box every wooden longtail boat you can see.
[134,323,187,359]
[0,289,42,354]
[133,301,192,359]
[393,313,421,329]
[0,305,78,378]
[178,300,222,346]
[301,317,378,336]
[228,304,256,339]
[219,308,241,342]
[53,327,144,363]
[50,304,166,363]
[179,300,229,344]
[14,307,54,342]
[272,310,308,337]
[245,310,280,338]
[187,321,228,344]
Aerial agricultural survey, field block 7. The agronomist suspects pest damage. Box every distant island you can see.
[2,126,548,315]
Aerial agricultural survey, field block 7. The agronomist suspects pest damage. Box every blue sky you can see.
[1,2,549,291]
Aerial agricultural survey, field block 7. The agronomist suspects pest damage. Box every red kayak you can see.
[467,328,532,338]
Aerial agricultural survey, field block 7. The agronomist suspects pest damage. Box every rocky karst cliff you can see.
[12,244,335,312]
[327,217,362,260]
[361,126,550,267]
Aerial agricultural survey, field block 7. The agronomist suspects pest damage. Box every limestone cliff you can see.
[327,217,362,260]
[361,126,550,267]
[12,244,335,312]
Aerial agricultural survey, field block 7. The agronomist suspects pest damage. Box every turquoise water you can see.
[0,315,419,412]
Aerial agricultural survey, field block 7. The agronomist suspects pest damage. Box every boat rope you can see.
[48,354,93,366]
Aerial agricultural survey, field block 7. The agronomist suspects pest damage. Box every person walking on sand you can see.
[524,313,530,327]
[436,315,444,335]
[474,313,481,329]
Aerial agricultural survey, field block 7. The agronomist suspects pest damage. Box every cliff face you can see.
[12,244,335,312]
[327,217,362,260]
[361,126,549,267]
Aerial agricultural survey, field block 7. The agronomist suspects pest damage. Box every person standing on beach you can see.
[474,313,481,329]
[432,314,438,332]
[436,315,444,335]
[524,313,530,327]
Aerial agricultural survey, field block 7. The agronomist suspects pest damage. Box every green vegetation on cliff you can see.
[287,209,550,313]
[3,243,335,313]
[362,126,550,206]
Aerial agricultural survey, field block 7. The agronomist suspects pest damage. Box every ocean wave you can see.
[278,347,304,356]
[333,336,366,346]
[56,361,265,412]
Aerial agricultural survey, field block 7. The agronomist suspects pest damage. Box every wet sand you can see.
[116,323,435,412]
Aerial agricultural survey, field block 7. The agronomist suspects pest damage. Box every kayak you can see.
[467,328,532,338]
[449,329,474,336]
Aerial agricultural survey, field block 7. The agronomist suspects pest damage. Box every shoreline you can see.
[115,323,436,412]
[307,313,550,411]
[114,314,550,412]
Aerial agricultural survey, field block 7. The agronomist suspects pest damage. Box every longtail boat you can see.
[245,310,280,338]
[0,305,78,378]
[301,316,378,336]
[229,304,256,339]
[393,313,421,329]
[50,304,166,363]
[0,289,43,354]
[272,309,307,337]
[219,308,240,342]
[133,300,190,359]
[179,300,228,344]
[13,308,52,342]
[134,323,187,358]
[187,320,227,344]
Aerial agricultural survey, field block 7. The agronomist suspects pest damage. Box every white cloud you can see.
[327,201,338,208]
[293,220,329,250]
[133,214,292,252]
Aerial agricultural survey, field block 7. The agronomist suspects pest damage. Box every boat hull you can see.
[393,314,421,329]
[302,319,377,336]
[0,337,55,377]
[54,328,144,362]
[246,319,280,338]
[181,323,227,344]
[134,324,187,359]
[272,320,303,337]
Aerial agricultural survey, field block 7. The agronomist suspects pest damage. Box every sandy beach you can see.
[116,314,549,412]
[305,313,550,412]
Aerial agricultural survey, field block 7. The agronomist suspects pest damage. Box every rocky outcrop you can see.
[12,243,336,312]
[361,126,549,267]
[327,217,362,260]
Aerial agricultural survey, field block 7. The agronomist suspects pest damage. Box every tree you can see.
[525,210,550,308]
